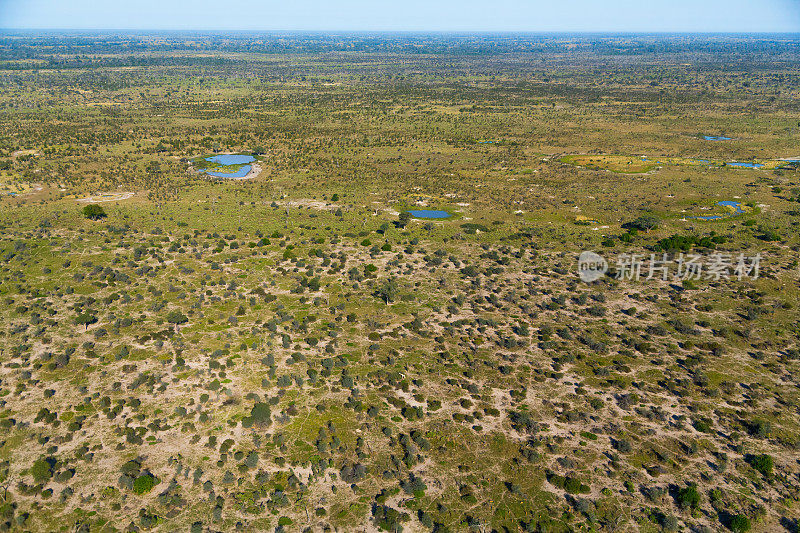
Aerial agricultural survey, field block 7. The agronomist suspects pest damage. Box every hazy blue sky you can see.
[1,0,799,32]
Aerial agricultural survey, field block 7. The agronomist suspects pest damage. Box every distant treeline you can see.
[2,32,800,62]
[0,56,243,71]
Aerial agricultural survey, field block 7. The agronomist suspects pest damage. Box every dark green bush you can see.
[677,483,701,510]
[132,472,158,495]
[748,454,773,477]
[82,204,107,220]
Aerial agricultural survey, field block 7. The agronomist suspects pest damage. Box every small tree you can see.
[242,402,271,428]
[730,514,751,533]
[374,278,399,304]
[30,457,53,484]
[397,211,411,228]
[75,312,97,331]
[132,472,158,495]
[748,454,773,477]
[166,310,188,331]
[677,483,701,511]
[622,214,659,232]
[82,204,107,220]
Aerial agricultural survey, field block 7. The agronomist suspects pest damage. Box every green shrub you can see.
[120,460,141,476]
[622,214,659,232]
[30,458,53,483]
[166,310,188,325]
[758,229,781,242]
[749,419,772,439]
[748,454,773,477]
[242,402,271,428]
[693,418,713,433]
[509,410,536,432]
[730,514,751,533]
[74,312,98,330]
[82,204,107,220]
[677,483,701,510]
[563,477,583,494]
[132,472,158,495]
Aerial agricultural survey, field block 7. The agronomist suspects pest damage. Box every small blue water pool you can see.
[206,166,252,178]
[206,154,255,165]
[199,154,256,178]
[407,210,451,219]
[691,200,746,221]
[716,200,745,214]
[729,162,763,168]
[703,136,732,141]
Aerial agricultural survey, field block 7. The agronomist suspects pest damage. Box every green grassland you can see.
[0,32,798,532]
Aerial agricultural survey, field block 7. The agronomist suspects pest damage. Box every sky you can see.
[1,0,799,32]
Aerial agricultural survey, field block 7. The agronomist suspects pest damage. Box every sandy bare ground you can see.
[196,162,263,181]
[10,149,38,159]
[279,198,339,210]
[228,162,262,180]
[76,191,135,203]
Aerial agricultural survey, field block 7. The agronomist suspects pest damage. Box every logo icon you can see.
[578,251,608,282]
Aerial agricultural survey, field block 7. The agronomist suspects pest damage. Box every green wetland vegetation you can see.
[0,31,798,532]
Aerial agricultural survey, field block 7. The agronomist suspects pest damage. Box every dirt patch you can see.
[218,162,263,181]
[10,149,38,159]
[280,198,339,210]
[76,192,135,203]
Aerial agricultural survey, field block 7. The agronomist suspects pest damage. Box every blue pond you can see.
[206,166,252,178]
[206,154,255,165]
[717,200,745,214]
[729,162,763,168]
[703,136,732,141]
[202,154,256,178]
[692,200,745,221]
[407,210,451,219]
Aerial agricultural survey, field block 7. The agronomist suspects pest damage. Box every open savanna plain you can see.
[0,32,799,532]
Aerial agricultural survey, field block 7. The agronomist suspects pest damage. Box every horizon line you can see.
[2,28,800,35]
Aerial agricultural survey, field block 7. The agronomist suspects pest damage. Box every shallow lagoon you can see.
[640,156,765,168]
[206,154,255,165]
[407,210,451,219]
[693,200,746,220]
[718,200,744,212]
[201,154,256,178]
[206,166,252,178]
